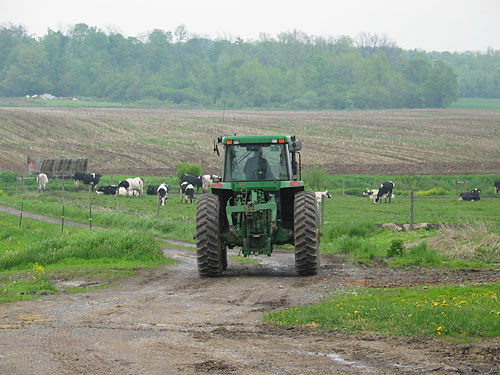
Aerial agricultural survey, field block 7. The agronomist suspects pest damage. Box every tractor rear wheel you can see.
[196,194,223,277]
[294,191,320,275]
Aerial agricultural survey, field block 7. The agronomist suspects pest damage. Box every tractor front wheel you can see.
[294,191,320,275]
[196,194,223,277]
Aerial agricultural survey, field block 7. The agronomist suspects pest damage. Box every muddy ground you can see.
[1,233,500,374]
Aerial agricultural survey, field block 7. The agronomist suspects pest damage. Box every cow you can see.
[118,186,139,196]
[157,183,169,206]
[118,177,144,197]
[459,188,481,201]
[37,173,48,193]
[375,181,395,204]
[202,175,213,193]
[74,172,101,192]
[315,190,332,204]
[179,181,189,203]
[495,181,500,195]
[181,174,202,193]
[184,184,195,204]
[363,189,378,200]
[146,185,158,195]
[96,185,118,195]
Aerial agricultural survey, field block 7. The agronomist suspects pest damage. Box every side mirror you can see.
[289,139,302,152]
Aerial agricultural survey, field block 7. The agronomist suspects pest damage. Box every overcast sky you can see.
[1,0,499,52]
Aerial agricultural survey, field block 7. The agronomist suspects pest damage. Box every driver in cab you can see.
[243,146,274,180]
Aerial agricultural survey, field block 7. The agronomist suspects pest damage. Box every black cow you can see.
[459,188,481,201]
[96,185,118,195]
[157,183,169,206]
[74,172,101,191]
[495,181,500,195]
[147,185,158,195]
[181,174,202,193]
[375,181,395,204]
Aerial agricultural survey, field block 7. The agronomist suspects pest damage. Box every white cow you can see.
[118,177,144,197]
[202,175,213,193]
[315,190,332,204]
[37,173,48,193]
[118,187,139,196]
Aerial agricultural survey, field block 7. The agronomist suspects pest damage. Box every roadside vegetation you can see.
[265,283,500,339]
[0,211,173,304]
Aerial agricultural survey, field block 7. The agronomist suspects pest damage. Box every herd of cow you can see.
[35,173,500,204]
[35,172,218,206]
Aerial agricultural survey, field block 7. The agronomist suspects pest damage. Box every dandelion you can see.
[354,310,360,314]
[436,326,442,335]
[390,314,395,318]
[408,314,413,318]
[490,310,495,314]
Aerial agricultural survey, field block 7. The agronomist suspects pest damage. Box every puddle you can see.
[292,350,374,373]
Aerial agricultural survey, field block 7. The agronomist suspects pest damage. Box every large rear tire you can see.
[196,194,223,277]
[294,191,320,276]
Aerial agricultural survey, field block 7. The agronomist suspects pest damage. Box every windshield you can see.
[224,143,291,182]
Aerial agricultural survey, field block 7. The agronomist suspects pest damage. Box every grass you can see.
[0,211,175,304]
[264,283,500,339]
[450,98,500,110]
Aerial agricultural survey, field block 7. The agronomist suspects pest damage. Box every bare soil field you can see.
[1,107,499,176]
[1,243,499,375]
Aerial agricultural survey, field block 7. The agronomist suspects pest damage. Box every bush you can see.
[415,188,448,196]
[177,162,202,182]
[303,166,327,191]
[387,239,405,257]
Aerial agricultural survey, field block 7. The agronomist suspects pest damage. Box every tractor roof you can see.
[222,135,293,144]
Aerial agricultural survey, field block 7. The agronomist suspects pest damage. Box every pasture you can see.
[1,171,499,267]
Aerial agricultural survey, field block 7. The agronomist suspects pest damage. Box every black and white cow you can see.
[96,185,118,195]
[157,183,169,206]
[459,188,481,201]
[179,181,189,203]
[315,190,332,204]
[181,174,202,193]
[37,173,48,193]
[494,181,500,195]
[363,189,378,201]
[184,184,195,204]
[74,172,101,191]
[146,185,158,195]
[375,181,395,204]
[118,177,144,197]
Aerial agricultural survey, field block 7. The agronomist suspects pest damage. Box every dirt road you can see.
[1,235,500,375]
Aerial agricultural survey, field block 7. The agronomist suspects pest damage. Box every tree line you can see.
[0,24,497,109]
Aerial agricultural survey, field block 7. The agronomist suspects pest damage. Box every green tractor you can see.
[196,135,320,277]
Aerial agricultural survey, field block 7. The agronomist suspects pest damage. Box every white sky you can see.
[1,0,499,52]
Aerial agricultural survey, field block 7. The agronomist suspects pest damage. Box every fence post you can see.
[62,176,65,200]
[321,194,324,226]
[410,191,414,231]
[342,179,345,196]
[88,184,92,231]
[116,189,120,210]
[19,201,23,229]
[62,205,65,234]
[156,194,160,215]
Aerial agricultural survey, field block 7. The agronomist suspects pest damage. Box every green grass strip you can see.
[264,283,500,339]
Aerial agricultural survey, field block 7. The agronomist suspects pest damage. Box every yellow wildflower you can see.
[408,314,413,318]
